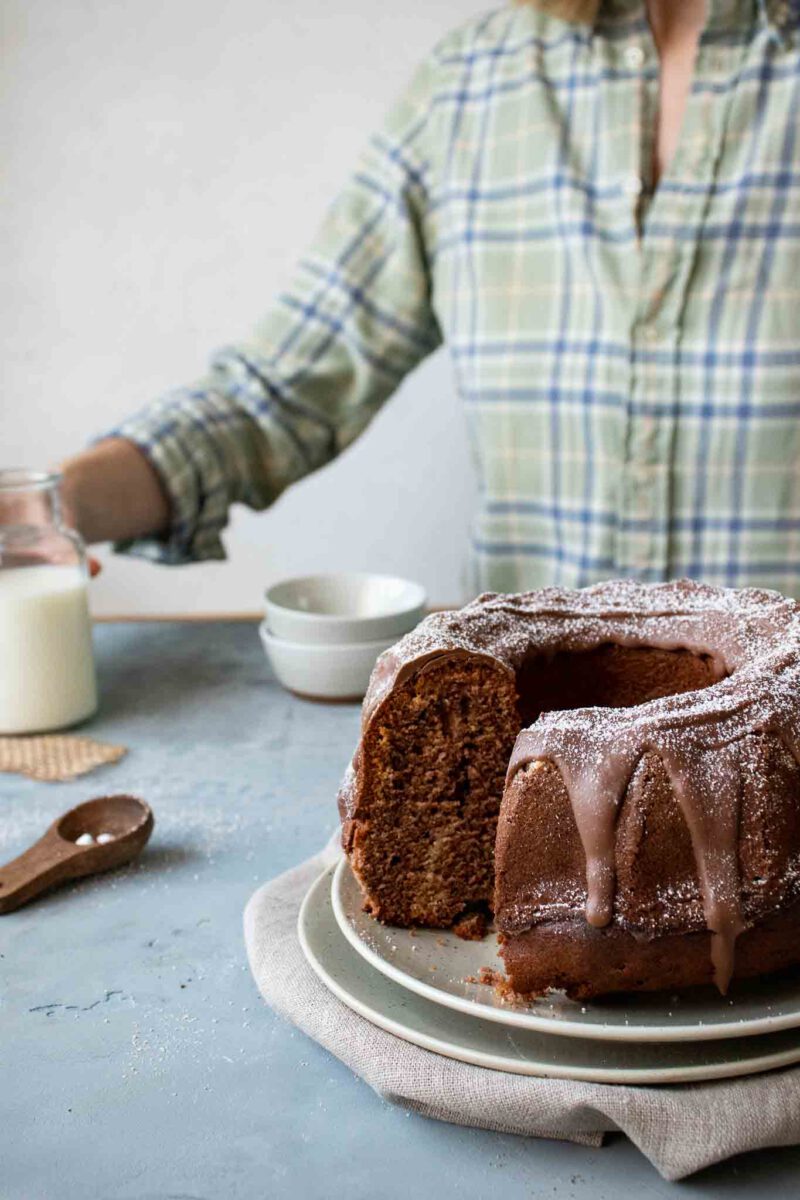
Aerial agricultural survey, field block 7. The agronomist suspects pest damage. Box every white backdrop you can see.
[4,0,490,615]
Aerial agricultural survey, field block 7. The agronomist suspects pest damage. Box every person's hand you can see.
[56,472,102,578]
[59,440,170,548]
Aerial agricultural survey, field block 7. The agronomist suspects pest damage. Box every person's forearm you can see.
[67,54,440,563]
[60,438,171,545]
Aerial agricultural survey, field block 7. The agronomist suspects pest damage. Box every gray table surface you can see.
[2,620,800,1199]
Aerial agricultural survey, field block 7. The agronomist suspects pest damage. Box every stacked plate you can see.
[299,858,800,1084]
[260,572,427,700]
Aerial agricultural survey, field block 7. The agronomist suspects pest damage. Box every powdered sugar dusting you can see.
[341,579,800,993]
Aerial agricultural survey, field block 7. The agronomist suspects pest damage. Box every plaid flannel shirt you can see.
[111,0,800,596]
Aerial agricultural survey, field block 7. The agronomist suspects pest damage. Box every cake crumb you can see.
[452,911,489,941]
[466,966,520,1001]
[465,964,527,1003]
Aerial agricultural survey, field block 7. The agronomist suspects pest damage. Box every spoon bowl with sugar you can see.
[0,794,154,914]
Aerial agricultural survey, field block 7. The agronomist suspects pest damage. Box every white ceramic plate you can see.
[332,857,800,1044]
[300,866,800,1083]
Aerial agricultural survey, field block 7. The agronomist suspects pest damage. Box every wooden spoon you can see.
[0,794,154,914]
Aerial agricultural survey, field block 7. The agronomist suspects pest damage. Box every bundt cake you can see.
[337,580,800,999]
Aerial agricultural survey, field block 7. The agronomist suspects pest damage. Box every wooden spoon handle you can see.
[0,833,86,915]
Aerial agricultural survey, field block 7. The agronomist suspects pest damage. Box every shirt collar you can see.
[597,1,798,42]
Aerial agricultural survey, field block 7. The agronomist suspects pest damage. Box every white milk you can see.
[0,565,97,733]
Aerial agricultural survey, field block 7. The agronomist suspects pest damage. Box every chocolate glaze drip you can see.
[506,586,800,993]
[339,580,800,993]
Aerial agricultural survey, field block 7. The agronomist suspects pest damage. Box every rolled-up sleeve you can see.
[109,55,443,564]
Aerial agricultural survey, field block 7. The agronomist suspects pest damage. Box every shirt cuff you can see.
[100,398,232,565]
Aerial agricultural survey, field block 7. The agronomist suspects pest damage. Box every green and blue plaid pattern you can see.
[112,0,800,596]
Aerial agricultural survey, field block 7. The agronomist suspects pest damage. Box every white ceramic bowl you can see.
[264,572,426,645]
[259,624,395,700]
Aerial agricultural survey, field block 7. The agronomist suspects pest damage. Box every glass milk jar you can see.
[0,470,97,733]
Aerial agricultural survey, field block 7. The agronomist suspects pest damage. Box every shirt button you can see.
[706,49,729,75]
[624,44,646,69]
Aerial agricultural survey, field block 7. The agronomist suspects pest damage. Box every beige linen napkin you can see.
[244,840,800,1181]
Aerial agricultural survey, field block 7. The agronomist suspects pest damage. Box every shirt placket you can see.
[613,22,742,580]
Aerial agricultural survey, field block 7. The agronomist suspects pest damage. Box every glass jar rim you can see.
[0,469,61,493]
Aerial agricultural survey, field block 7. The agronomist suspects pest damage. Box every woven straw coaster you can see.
[0,735,127,782]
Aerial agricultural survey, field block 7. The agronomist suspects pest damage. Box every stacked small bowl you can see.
[260,572,427,701]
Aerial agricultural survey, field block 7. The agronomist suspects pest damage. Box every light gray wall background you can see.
[4,0,491,615]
